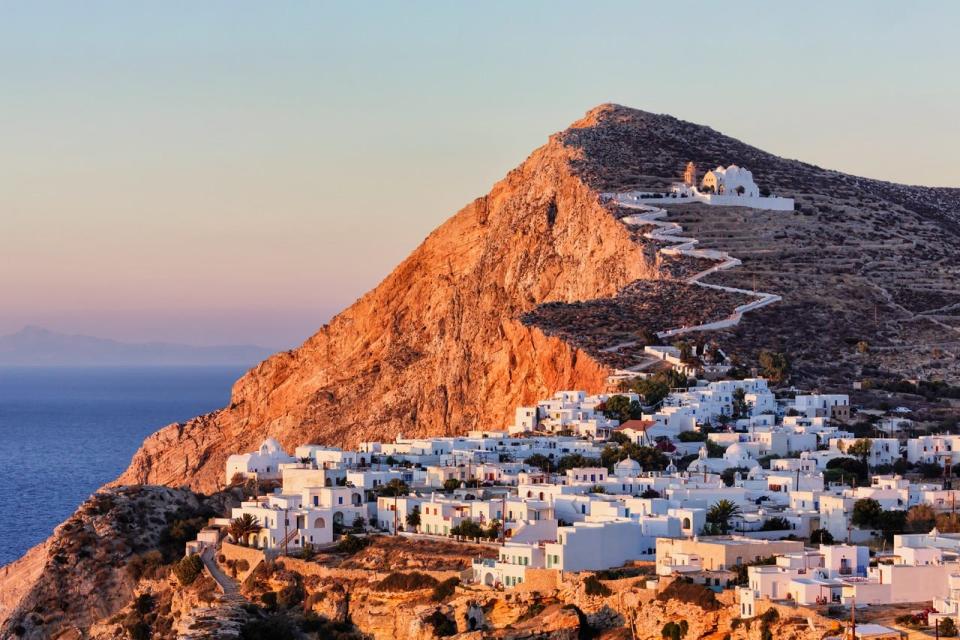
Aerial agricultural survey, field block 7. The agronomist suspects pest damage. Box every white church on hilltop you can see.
[700,165,759,197]
[612,161,794,211]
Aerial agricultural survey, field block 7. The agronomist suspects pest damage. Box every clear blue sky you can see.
[1,1,957,348]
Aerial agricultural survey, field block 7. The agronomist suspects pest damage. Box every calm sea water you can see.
[0,366,247,566]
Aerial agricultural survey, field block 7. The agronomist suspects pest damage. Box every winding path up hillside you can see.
[612,197,782,338]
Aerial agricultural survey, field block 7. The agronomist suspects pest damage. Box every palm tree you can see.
[707,499,742,534]
[228,513,261,546]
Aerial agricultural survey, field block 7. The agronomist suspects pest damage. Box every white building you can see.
[225,438,296,484]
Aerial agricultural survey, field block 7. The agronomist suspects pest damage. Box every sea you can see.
[0,365,247,566]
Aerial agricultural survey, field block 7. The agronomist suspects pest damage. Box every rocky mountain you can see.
[0,326,273,366]
[110,103,960,494]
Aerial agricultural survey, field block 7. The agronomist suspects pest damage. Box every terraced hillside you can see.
[668,201,960,385]
[543,104,960,387]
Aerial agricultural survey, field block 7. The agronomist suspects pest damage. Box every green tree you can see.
[674,341,694,363]
[556,454,601,472]
[443,478,461,492]
[377,479,410,497]
[351,515,366,533]
[758,350,790,384]
[228,513,261,546]
[451,519,485,539]
[851,498,883,529]
[173,554,204,586]
[731,388,751,419]
[846,438,873,466]
[810,528,835,544]
[720,466,751,487]
[707,499,742,534]
[406,506,421,529]
[603,395,642,424]
[525,453,554,472]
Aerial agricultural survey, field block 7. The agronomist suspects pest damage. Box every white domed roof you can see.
[724,443,749,460]
[260,438,283,454]
[616,457,641,470]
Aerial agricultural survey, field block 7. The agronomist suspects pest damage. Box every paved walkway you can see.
[176,549,248,639]
[610,197,782,340]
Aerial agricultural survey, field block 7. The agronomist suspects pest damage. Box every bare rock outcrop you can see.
[114,111,659,493]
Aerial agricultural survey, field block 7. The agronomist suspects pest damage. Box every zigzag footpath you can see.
[609,194,782,339]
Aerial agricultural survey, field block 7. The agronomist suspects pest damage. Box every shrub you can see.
[335,534,370,555]
[662,621,689,640]
[424,610,457,637]
[277,582,304,609]
[133,593,155,615]
[126,550,165,580]
[810,528,834,544]
[583,574,611,597]
[430,577,460,602]
[942,618,958,637]
[172,554,204,586]
[760,516,792,531]
[260,591,278,610]
[126,621,150,640]
[656,579,721,610]
[374,571,439,592]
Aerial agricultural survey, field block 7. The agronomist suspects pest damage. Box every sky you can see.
[1,1,957,349]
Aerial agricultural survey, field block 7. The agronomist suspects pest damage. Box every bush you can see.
[810,528,834,544]
[260,591,278,610]
[375,571,439,592]
[424,610,457,637]
[335,534,370,555]
[126,621,150,640]
[942,618,958,637]
[760,517,792,531]
[583,574,612,597]
[133,593,154,615]
[662,621,688,640]
[172,554,204,586]
[126,550,165,580]
[430,577,460,602]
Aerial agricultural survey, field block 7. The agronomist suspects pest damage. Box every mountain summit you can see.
[114,104,960,492]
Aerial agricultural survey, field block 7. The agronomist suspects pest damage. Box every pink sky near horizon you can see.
[2,2,957,348]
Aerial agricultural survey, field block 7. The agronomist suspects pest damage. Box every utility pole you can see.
[501,494,507,545]
[850,596,856,640]
[394,493,398,536]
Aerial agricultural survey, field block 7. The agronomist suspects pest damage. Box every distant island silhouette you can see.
[0,326,273,366]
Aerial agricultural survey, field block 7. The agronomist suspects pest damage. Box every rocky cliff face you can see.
[0,486,231,639]
[107,103,960,494]
[115,108,661,492]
